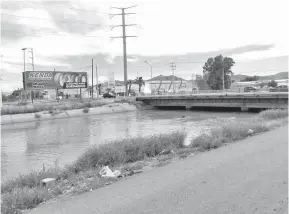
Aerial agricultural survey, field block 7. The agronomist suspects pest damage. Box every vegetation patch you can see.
[191,109,287,151]
[1,131,186,214]
[82,107,90,113]
[34,113,41,119]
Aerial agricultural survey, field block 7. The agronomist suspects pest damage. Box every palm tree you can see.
[97,84,102,95]
[135,77,145,93]
[127,80,134,95]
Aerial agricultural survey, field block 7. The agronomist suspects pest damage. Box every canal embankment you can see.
[1,97,145,125]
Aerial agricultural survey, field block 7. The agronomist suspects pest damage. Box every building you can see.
[146,75,188,93]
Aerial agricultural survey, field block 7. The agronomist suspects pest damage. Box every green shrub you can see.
[1,187,54,214]
[259,109,288,120]
[34,113,41,119]
[2,169,61,194]
[83,107,89,113]
[72,131,186,172]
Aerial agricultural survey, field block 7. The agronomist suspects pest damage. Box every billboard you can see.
[23,71,88,89]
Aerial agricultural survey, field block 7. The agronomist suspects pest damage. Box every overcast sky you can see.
[1,0,288,92]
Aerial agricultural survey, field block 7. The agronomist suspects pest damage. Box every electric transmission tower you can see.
[110,5,137,96]
[169,61,176,93]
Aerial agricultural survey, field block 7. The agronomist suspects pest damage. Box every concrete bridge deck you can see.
[136,92,288,111]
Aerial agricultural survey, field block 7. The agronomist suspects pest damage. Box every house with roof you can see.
[146,75,188,93]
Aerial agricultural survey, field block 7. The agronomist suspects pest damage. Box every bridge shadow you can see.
[156,106,261,113]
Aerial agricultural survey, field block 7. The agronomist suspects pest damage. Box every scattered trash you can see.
[105,182,113,186]
[120,169,143,178]
[248,129,254,135]
[41,178,56,187]
[99,166,121,178]
[158,149,166,156]
[190,153,195,156]
[90,188,93,192]
[228,117,236,120]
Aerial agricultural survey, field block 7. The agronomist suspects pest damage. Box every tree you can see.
[195,75,209,90]
[135,77,145,93]
[2,93,8,102]
[126,80,134,94]
[203,55,235,90]
[267,80,278,88]
[260,82,267,88]
[12,89,21,97]
[240,76,259,82]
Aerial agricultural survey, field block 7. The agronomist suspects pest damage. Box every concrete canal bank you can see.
[1,103,137,125]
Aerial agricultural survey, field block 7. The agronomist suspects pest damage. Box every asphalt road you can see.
[29,126,288,214]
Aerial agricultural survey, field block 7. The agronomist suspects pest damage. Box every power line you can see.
[81,66,91,72]
[110,5,138,96]
[1,13,110,27]
[74,65,91,71]
[1,29,105,38]
[2,0,110,14]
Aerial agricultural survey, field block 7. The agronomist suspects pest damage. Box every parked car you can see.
[269,85,288,92]
[116,92,125,96]
[103,92,116,98]
[244,86,257,92]
[129,91,137,96]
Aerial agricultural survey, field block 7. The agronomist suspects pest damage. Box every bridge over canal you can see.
[136,92,288,111]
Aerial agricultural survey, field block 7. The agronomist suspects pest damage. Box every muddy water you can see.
[1,110,254,180]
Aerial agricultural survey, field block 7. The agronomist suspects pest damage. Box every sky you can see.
[0,0,288,92]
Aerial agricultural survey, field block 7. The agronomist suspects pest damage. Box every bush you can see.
[34,113,41,119]
[2,169,61,194]
[83,107,89,113]
[259,109,288,120]
[191,119,272,151]
[73,131,186,172]
[1,187,52,214]
[191,134,222,151]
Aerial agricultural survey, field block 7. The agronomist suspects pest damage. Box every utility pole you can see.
[29,48,34,103]
[222,67,225,91]
[110,5,137,96]
[169,62,176,94]
[21,48,27,101]
[96,64,99,99]
[92,58,94,99]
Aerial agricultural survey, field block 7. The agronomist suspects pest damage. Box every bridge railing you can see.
[137,88,285,97]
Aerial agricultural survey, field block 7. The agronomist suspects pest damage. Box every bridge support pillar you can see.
[241,107,249,112]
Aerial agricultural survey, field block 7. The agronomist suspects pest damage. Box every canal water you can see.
[1,109,254,180]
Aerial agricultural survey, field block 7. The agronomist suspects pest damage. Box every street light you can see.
[22,47,34,103]
[144,61,152,80]
[144,61,153,94]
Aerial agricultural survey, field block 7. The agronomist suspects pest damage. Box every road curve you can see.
[29,126,288,214]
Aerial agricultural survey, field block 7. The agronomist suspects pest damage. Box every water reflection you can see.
[1,110,253,180]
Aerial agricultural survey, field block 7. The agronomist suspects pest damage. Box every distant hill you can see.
[231,72,288,82]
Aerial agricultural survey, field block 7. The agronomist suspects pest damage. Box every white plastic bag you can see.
[99,166,121,178]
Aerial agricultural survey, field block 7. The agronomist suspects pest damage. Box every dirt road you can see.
[29,126,288,214]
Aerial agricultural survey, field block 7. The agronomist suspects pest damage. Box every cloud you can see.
[1,0,288,92]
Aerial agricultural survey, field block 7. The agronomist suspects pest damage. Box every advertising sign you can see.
[23,71,88,89]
